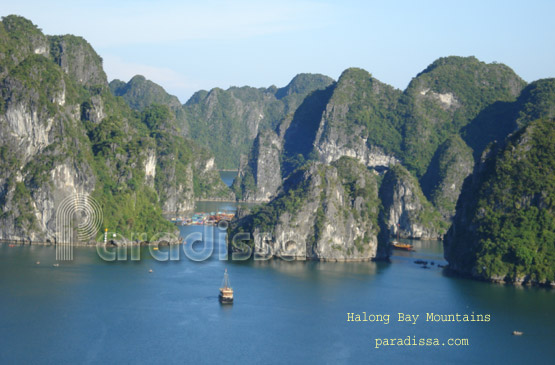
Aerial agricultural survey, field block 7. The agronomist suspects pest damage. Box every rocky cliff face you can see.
[0,16,225,242]
[49,34,108,88]
[232,128,283,202]
[228,157,384,261]
[233,69,403,203]
[420,135,474,221]
[312,68,402,169]
[444,81,555,285]
[184,73,334,169]
[110,77,233,203]
[379,165,446,240]
[232,60,527,238]
[0,17,103,241]
[192,147,235,201]
[402,56,526,176]
[109,75,182,111]
[0,15,50,79]
[153,142,195,213]
[231,83,333,203]
[109,75,187,135]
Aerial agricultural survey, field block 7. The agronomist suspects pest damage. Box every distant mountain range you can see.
[226,57,554,285]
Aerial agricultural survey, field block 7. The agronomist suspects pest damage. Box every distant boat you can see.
[391,241,414,251]
[512,330,523,336]
[390,225,414,251]
[219,269,234,304]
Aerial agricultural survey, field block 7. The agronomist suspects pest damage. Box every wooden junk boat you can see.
[390,225,414,251]
[219,269,234,304]
[391,241,414,251]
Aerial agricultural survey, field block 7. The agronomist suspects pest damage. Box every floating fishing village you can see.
[170,212,235,226]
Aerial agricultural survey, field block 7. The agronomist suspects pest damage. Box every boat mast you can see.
[222,268,231,289]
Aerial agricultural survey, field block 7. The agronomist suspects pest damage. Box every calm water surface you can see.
[219,170,238,188]
[1,202,553,364]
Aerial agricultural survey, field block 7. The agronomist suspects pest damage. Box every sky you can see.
[2,0,554,103]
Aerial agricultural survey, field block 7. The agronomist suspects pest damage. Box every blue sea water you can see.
[0,201,553,364]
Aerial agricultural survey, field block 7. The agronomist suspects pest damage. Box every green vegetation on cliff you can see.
[235,163,314,239]
[0,15,47,77]
[228,157,382,260]
[380,164,447,237]
[0,16,230,242]
[110,75,182,111]
[420,135,474,220]
[4,54,63,116]
[281,86,334,177]
[402,56,526,176]
[84,104,175,237]
[446,118,555,284]
[109,78,233,201]
[332,68,404,156]
[462,78,555,160]
[184,74,334,169]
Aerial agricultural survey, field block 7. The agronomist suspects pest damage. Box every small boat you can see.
[391,241,414,251]
[512,331,523,336]
[390,224,414,251]
[219,269,234,304]
[53,263,59,267]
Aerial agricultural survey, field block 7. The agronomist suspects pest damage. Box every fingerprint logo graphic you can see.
[55,194,103,261]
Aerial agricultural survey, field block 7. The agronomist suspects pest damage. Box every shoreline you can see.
[0,240,181,247]
[444,266,555,289]
[2,241,552,289]
[194,198,238,203]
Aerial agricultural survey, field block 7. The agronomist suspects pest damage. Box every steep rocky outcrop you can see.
[445,117,555,286]
[49,34,108,88]
[0,15,50,79]
[4,15,553,269]
[192,146,235,201]
[379,165,446,240]
[232,60,529,236]
[184,73,334,169]
[109,75,187,135]
[110,76,233,202]
[232,84,334,202]
[234,68,403,204]
[232,128,283,202]
[0,16,228,242]
[462,79,555,160]
[228,157,384,261]
[0,17,103,241]
[109,75,182,111]
[312,68,402,169]
[402,56,526,176]
[420,135,474,221]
